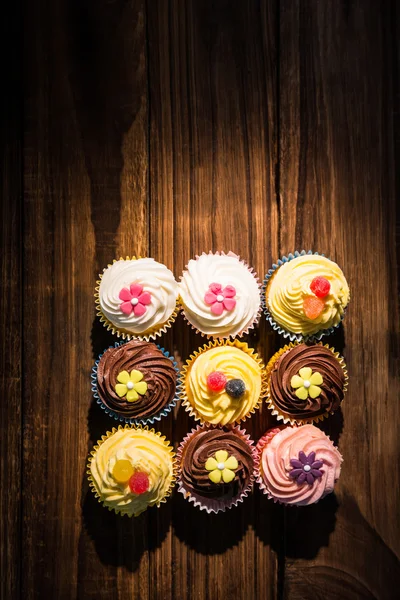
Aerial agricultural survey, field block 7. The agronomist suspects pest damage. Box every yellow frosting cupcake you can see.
[266,254,350,337]
[181,340,265,425]
[87,426,176,516]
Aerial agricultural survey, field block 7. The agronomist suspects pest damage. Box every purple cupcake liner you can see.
[91,340,180,427]
[262,250,347,342]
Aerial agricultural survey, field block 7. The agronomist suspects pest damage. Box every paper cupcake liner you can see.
[177,423,257,514]
[255,426,289,501]
[91,340,181,426]
[95,256,180,342]
[179,338,267,426]
[264,342,349,426]
[262,250,350,342]
[87,424,177,517]
[255,425,342,506]
[179,251,262,340]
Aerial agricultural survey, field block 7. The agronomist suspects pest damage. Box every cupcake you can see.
[263,251,350,340]
[265,342,348,424]
[180,340,265,426]
[87,425,176,517]
[177,424,256,513]
[179,251,261,338]
[95,257,179,340]
[256,424,342,506]
[92,340,179,425]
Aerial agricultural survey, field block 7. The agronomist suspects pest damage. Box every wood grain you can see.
[0,0,22,598]
[279,1,400,598]
[1,0,397,598]
[147,2,279,598]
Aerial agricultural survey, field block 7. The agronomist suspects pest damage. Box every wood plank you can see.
[0,0,22,598]
[279,1,400,598]
[147,1,279,598]
[23,0,149,598]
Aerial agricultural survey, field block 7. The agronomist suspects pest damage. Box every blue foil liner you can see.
[91,340,181,426]
[262,250,346,342]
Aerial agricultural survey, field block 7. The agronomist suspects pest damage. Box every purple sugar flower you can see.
[289,451,324,485]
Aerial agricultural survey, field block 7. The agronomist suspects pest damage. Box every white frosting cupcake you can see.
[179,252,261,338]
[97,258,179,339]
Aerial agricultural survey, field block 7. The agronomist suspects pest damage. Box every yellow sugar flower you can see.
[115,369,148,402]
[205,450,238,484]
[290,367,323,400]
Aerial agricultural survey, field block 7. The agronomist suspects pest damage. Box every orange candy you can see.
[303,295,325,320]
[112,459,134,484]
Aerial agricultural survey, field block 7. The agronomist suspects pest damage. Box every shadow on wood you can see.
[171,490,251,555]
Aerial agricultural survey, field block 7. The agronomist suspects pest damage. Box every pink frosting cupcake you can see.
[256,424,342,506]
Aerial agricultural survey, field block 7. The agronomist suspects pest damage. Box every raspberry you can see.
[225,379,246,398]
[129,471,150,494]
[303,296,325,320]
[207,371,227,392]
[310,276,331,298]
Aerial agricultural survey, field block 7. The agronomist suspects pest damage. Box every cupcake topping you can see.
[96,340,177,420]
[179,252,260,338]
[205,449,238,483]
[98,258,178,336]
[258,424,342,505]
[185,344,262,425]
[303,277,331,319]
[115,369,148,402]
[129,471,150,494]
[225,379,246,398]
[113,459,150,494]
[206,371,246,399]
[269,344,345,420]
[289,451,324,485]
[112,459,134,484]
[266,254,350,336]
[303,295,325,320]
[290,367,323,400]
[204,282,237,315]
[206,371,227,392]
[180,428,254,502]
[90,428,174,517]
[119,283,152,317]
[310,276,331,298]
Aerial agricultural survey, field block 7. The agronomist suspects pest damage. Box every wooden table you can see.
[2,1,399,598]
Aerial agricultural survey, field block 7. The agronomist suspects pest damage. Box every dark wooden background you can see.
[1,0,399,598]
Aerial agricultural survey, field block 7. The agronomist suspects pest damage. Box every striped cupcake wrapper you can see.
[91,340,181,427]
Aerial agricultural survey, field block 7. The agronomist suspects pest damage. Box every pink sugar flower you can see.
[204,283,237,316]
[119,283,152,317]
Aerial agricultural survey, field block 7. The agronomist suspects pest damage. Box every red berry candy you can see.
[310,276,331,298]
[207,371,227,392]
[303,296,325,320]
[129,471,150,494]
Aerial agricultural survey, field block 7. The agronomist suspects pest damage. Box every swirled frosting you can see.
[269,344,345,420]
[96,341,177,419]
[180,428,254,503]
[185,345,262,425]
[266,255,350,335]
[179,252,260,337]
[98,258,178,335]
[259,425,342,505]
[90,428,174,516]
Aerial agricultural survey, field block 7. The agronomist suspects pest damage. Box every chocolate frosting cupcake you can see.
[269,343,345,421]
[180,428,254,503]
[96,340,177,420]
